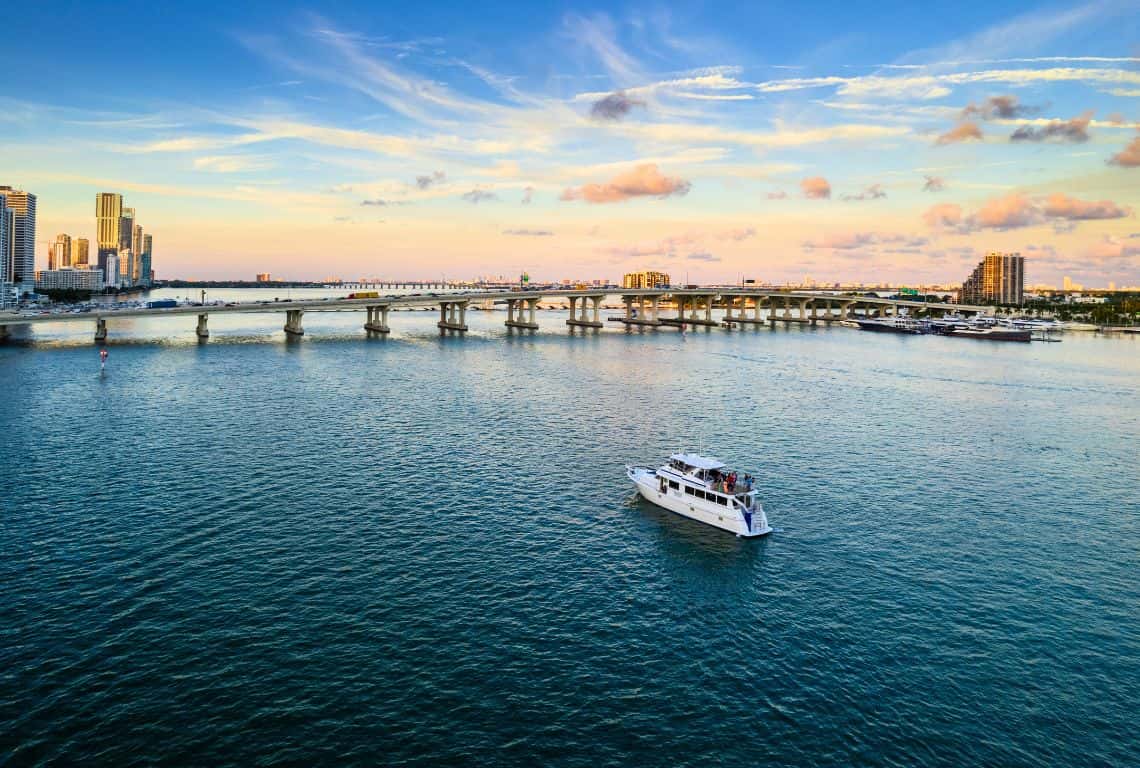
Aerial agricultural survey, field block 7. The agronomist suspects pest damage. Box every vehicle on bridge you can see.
[346,291,380,299]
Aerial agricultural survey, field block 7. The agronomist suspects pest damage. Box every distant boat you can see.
[946,326,1031,342]
[627,453,771,537]
[854,317,928,334]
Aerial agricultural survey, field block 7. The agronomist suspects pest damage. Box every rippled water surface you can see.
[2,300,1138,766]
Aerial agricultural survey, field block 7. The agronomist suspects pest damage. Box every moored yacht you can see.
[627,453,772,537]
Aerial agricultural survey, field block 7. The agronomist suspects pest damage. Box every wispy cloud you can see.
[842,183,887,201]
[503,228,553,236]
[461,189,497,203]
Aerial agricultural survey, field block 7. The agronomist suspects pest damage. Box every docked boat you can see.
[855,317,928,334]
[945,326,1031,342]
[627,453,772,537]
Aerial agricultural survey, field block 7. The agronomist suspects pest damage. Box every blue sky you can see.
[2,0,1138,285]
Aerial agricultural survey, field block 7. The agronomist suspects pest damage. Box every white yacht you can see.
[626,453,772,537]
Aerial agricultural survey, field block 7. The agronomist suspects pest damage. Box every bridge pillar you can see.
[94,317,108,344]
[567,295,603,328]
[365,305,390,334]
[284,309,304,337]
[506,298,538,329]
[196,313,209,340]
[438,300,468,332]
[799,299,810,323]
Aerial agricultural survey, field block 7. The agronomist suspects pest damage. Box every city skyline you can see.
[2,2,1139,284]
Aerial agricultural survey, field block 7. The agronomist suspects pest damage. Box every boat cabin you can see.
[661,453,756,500]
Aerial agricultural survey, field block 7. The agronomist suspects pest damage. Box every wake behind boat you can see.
[627,453,772,537]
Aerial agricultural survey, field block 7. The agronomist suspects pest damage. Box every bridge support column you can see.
[567,295,603,328]
[505,298,537,329]
[438,301,468,332]
[94,317,108,344]
[284,309,304,337]
[196,313,209,340]
[365,305,390,334]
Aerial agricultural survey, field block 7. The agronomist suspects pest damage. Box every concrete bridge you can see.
[0,288,990,343]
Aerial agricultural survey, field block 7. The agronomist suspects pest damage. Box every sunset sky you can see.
[2,1,1139,285]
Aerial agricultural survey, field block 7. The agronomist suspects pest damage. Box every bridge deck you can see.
[0,289,990,327]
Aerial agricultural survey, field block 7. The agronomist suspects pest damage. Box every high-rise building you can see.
[961,251,1024,305]
[1063,276,1072,291]
[622,271,671,289]
[104,252,119,288]
[53,234,72,270]
[0,194,13,307]
[74,238,89,267]
[141,234,153,286]
[132,224,143,283]
[96,192,123,274]
[119,207,134,252]
[119,249,134,286]
[0,186,37,292]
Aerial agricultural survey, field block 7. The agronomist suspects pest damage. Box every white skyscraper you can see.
[0,193,13,307]
[0,186,37,293]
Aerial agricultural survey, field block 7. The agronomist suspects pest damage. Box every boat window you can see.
[684,485,694,495]
[668,480,679,490]
[695,490,706,500]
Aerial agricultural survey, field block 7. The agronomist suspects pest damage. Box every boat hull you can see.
[946,328,1031,342]
[627,468,771,537]
[854,319,924,334]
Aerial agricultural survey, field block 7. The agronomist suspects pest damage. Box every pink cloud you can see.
[766,190,788,199]
[560,164,691,204]
[935,121,983,146]
[922,203,963,229]
[1042,193,1130,221]
[800,176,831,199]
[1108,134,1140,168]
[924,193,1132,233]
[973,193,1040,229]
[1087,236,1140,262]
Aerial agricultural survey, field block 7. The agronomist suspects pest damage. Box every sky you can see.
[2,0,1139,286]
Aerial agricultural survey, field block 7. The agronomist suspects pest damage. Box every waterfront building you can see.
[119,248,134,286]
[74,238,89,267]
[0,186,37,292]
[0,194,13,307]
[104,252,119,288]
[96,192,123,276]
[141,234,153,286]
[622,271,671,289]
[961,252,1024,305]
[256,272,272,283]
[35,267,104,292]
[119,207,134,252]
[52,234,72,270]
